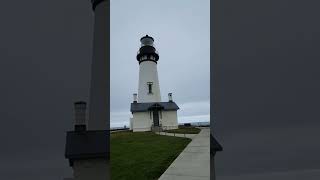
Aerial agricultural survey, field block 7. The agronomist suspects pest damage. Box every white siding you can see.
[138,61,161,102]
[132,110,178,131]
[132,112,152,132]
[129,117,133,130]
[161,111,178,130]
[72,159,109,180]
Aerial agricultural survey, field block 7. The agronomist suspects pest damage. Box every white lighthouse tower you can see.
[64,0,109,180]
[137,35,161,102]
[130,35,179,132]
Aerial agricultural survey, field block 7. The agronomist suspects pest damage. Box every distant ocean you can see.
[111,121,210,130]
[179,121,210,126]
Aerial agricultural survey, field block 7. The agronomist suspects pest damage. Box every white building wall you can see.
[129,117,133,130]
[160,111,178,130]
[72,159,109,180]
[138,61,161,103]
[132,110,178,131]
[132,112,152,132]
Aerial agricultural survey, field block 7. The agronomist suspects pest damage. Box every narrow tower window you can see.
[147,82,153,94]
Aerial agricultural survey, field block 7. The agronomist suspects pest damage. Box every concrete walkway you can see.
[158,128,210,180]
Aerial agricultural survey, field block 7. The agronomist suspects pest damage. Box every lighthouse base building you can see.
[130,101,179,132]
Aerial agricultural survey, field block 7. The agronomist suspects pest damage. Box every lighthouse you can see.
[137,35,161,102]
[130,35,179,132]
[64,0,109,180]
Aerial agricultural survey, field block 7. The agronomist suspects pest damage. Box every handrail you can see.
[152,125,188,138]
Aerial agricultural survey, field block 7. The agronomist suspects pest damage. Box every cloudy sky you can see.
[110,0,210,127]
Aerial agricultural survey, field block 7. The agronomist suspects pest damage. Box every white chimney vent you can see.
[133,93,138,103]
[168,93,173,102]
[74,101,87,131]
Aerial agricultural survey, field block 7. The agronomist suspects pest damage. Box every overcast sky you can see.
[110,0,210,127]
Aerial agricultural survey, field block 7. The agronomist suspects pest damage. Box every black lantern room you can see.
[136,35,159,63]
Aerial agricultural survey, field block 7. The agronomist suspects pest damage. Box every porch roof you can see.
[130,102,179,112]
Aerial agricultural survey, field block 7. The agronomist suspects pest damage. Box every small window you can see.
[147,82,153,94]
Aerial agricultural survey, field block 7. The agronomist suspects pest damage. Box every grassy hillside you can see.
[111,131,191,180]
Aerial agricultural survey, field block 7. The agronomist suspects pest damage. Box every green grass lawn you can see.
[111,131,191,180]
[164,126,201,134]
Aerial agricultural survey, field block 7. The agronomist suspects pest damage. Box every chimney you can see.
[74,101,87,131]
[133,93,138,103]
[168,93,173,102]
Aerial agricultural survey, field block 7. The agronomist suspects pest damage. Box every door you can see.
[153,110,159,126]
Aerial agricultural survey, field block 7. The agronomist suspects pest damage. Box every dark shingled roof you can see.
[130,102,179,112]
[91,0,106,10]
[65,130,109,166]
[211,134,223,153]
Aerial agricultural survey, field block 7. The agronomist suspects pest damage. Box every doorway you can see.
[153,110,159,126]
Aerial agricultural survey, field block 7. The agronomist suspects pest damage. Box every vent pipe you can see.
[133,93,138,103]
[168,93,173,102]
[74,101,87,131]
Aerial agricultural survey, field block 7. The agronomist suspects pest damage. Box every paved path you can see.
[158,128,210,180]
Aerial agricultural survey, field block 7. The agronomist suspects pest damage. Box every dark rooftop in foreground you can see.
[65,130,109,166]
[130,102,179,112]
[211,134,223,153]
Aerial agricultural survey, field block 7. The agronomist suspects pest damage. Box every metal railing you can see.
[152,125,188,138]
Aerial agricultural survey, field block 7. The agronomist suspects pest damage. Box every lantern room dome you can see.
[140,35,154,47]
[137,35,159,63]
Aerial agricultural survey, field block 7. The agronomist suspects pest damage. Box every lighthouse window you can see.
[147,82,153,94]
